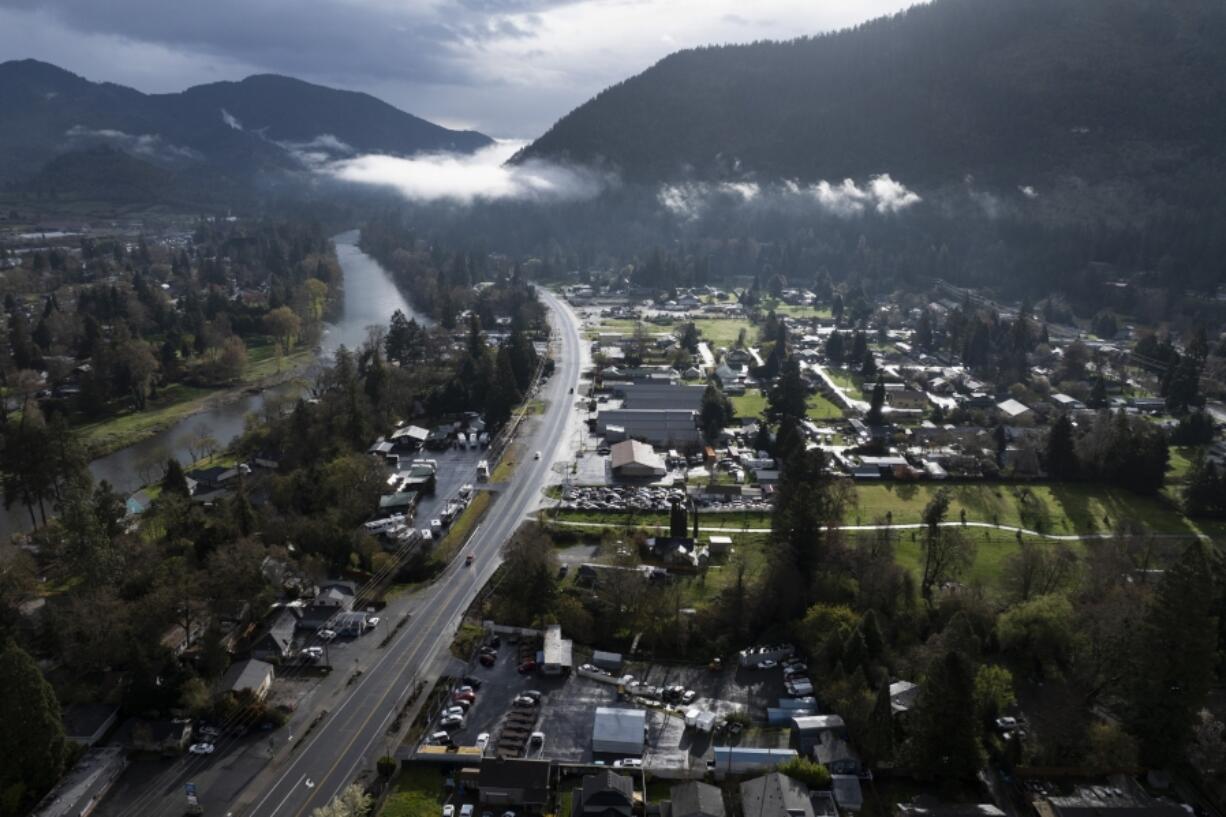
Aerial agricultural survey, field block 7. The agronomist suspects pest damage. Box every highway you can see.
[223,287,584,817]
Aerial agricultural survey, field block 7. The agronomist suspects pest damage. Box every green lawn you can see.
[382,764,447,817]
[771,304,833,319]
[824,368,864,392]
[691,318,756,349]
[848,482,1222,538]
[731,390,768,419]
[806,393,843,420]
[243,339,313,380]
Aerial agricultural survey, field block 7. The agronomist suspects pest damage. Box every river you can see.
[1,230,422,539]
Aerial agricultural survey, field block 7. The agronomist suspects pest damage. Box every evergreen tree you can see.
[866,375,886,426]
[700,383,733,441]
[1183,454,1223,517]
[863,681,895,767]
[1128,542,1218,765]
[767,357,807,425]
[907,649,985,780]
[0,639,68,807]
[161,459,190,497]
[1045,414,1079,479]
[825,332,845,366]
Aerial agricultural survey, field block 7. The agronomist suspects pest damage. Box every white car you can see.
[528,731,545,751]
[476,732,490,751]
[189,743,215,755]
[613,758,642,768]
[301,646,324,660]
[440,714,465,729]
[459,484,474,497]
[757,659,777,669]
[444,806,456,817]
[534,451,542,460]
[681,690,698,704]
[443,706,466,718]
[367,617,380,629]
[431,519,443,532]
[317,629,337,641]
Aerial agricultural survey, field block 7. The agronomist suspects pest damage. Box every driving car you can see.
[465,554,475,566]
[189,743,215,755]
[534,451,542,460]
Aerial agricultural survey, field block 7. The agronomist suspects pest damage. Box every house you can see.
[62,703,120,747]
[669,782,725,817]
[792,715,861,774]
[298,581,357,630]
[185,465,241,491]
[1050,393,1085,411]
[995,398,1031,420]
[739,772,814,817]
[542,624,574,675]
[130,719,193,755]
[250,608,298,663]
[592,707,646,755]
[478,758,553,810]
[573,770,635,817]
[610,440,668,479]
[220,658,275,700]
[29,746,127,817]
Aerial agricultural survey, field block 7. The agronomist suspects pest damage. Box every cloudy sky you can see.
[0,0,917,138]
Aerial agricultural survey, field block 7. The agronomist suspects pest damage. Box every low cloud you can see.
[65,124,201,162]
[320,140,610,203]
[277,134,356,166]
[662,175,921,219]
[220,108,243,130]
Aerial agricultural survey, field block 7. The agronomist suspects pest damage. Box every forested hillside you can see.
[517,0,1226,191]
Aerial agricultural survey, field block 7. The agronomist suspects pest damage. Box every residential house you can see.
[668,782,725,817]
[250,608,298,663]
[739,772,814,817]
[573,770,635,817]
[298,581,357,630]
[219,658,275,701]
[478,758,553,811]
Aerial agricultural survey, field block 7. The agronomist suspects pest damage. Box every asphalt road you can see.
[225,288,583,817]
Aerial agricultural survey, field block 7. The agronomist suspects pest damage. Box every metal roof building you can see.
[542,624,574,675]
[596,409,701,446]
[592,707,646,755]
[610,440,667,478]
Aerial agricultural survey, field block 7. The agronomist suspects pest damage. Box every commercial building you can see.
[542,624,574,675]
[477,758,553,810]
[592,707,646,756]
[596,410,701,447]
[610,440,667,479]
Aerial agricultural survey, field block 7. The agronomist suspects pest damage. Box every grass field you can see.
[382,764,446,817]
[825,367,864,392]
[691,318,756,349]
[76,383,217,455]
[731,390,768,419]
[807,393,844,420]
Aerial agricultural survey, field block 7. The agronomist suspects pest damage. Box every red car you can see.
[453,692,476,703]
[517,659,538,674]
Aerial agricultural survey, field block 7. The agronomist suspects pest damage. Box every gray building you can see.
[597,410,701,446]
[739,773,814,817]
[614,383,706,412]
[669,781,726,817]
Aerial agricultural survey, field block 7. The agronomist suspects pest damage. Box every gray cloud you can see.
[65,124,203,162]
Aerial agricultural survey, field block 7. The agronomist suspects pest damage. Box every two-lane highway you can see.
[230,288,584,817]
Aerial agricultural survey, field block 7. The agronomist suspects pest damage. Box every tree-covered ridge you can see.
[518,0,1226,188]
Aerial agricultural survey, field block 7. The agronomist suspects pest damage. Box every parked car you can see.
[995,716,1019,731]
[449,699,471,712]
[479,653,496,667]
[476,733,490,751]
[513,695,538,707]
[517,659,537,674]
[317,629,337,641]
[462,676,483,689]
[460,805,474,817]
[444,806,456,817]
[367,617,380,629]
[534,451,542,460]
[440,714,465,729]
[189,743,215,755]
[453,692,476,704]
[529,731,545,751]
[756,659,777,669]
[681,690,698,704]
[430,731,452,745]
[613,758,642,768]
[521,690,542,702]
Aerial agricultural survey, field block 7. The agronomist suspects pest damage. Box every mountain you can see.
[0,59,492,197]
[515,0,1226,189]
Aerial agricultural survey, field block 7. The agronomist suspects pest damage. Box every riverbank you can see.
[75,347,317,459]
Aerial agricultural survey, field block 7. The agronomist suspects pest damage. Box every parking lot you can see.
[559,484,773,513]
[394,444,489,534]
[421,634,796,771]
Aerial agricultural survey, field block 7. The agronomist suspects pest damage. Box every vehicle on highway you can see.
[431,519,443,533]
[197,725,221,739]
[459,483,474,497]
[440,714,465,729]
[317,629,337,641]
[189,743,215,755]
[476,733,490,751]
[465,554,475,566]
[517,659,537,674]
[534,451,542,460]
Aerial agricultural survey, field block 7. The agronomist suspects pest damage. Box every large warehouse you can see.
[610,440,667,478]
[592,707,646,756]
[596,409,701,446]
